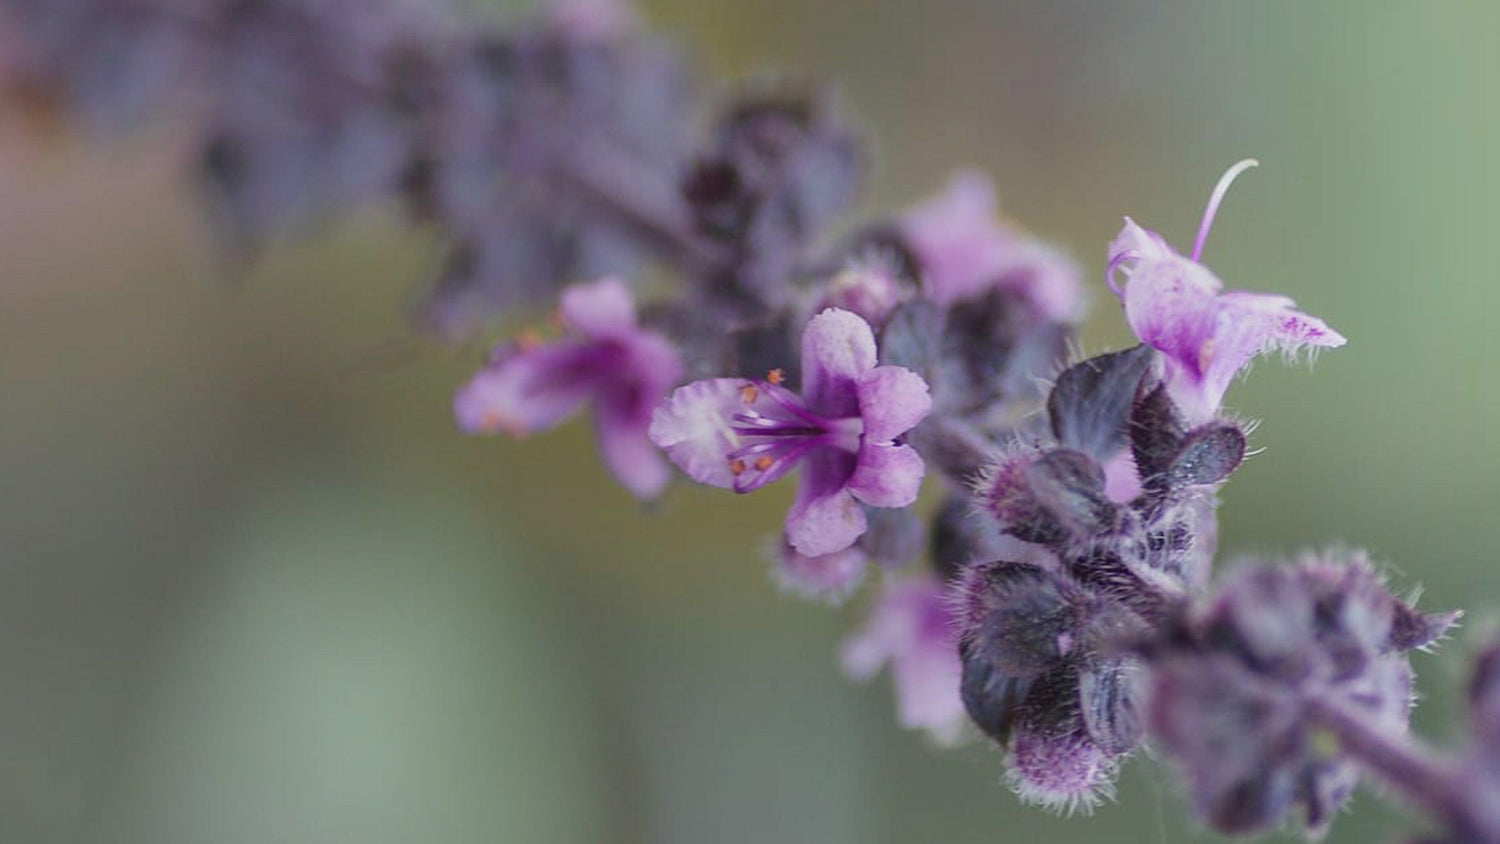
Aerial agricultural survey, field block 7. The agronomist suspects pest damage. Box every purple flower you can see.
[841,573,967,744]
[900,170,1082,322]
[454,277,681,499]
[811,262,911,330]
[650,308,931,557]
[1106,160,1346,424]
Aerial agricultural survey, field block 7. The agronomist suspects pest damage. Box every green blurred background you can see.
[3,1,1498,841]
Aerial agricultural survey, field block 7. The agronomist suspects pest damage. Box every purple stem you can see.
[1304,695,1486,841]
[563,145,730,274]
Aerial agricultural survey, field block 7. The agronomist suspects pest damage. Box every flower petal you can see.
[623,330,687,397]
[454,344,594,436]
[1120,256,1222,373]
[848,443,925,509]
[786,449,865,556]
[857,365,932,442]
[1108,217,1176,266]
[800,308,877,419]
[595,396,671,500]
[559,276,637,338]
[842,575,966,744]
[901,171,1010,306]
[648,378,746,488]
[1188,292,1341,416]
[994,239,1084,323]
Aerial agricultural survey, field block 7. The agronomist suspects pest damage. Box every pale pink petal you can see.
[1108,217,1176,266]
[842,575,967,744]
[648,378,747,489]
[857,365,932,443]
[785,486,866,558]
[901,171,1010,306]
[848,443,925,509]
[559,276,637,338]
[454,344,593,436]
[800,307,878,418]
[595,398,672,499]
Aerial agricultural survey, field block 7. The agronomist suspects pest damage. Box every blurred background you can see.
[3,1,1498,841]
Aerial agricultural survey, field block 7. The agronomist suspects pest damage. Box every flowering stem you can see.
[563,145,730,274]
[1304,695,1482,840]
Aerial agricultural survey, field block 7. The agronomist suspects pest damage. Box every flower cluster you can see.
[9,2,1490,841]
[1140,553,1455,835]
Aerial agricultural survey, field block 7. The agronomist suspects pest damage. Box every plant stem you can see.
[1306,694,1486,841]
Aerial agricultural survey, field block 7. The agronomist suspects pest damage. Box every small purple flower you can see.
[841,573,967,744]
[811,262,911,330]
[900,170,1082,322]
[454,277,682,499]
[649,308,931,557]
[1107,160,1346,424]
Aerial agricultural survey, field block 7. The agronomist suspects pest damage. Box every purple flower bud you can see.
[1107,161,1346,424]
[954,560,1151,809]
[978,447,1117,546]
[1142,552,1453,836]
[1008,720,1118,813]
[771,506,924,604]
[650,308,930,557]
[812,262,911,330]
[841,573,967,744]
[772,540,867,605]
[454,277,682,499]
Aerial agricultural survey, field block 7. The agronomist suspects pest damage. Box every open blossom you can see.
[900,170,1082,322]
[454,277,681,499]
[1106,161,1346,424]
[842,573,967,744]
[649,308,931,557]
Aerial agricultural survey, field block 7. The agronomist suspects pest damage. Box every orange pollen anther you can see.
[767,368,785,385]
[753,456,774,471]
[739,383,759,404]
[729,459,747,476]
